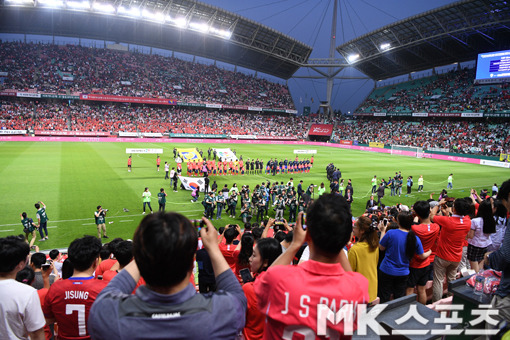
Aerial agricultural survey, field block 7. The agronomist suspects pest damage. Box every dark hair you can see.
[494,199,507,218]
[306,194,352,255]
[463,197,476,219]
[497,179,510,204]
[99,245,111,261]
[62,259,74,279]
[218,227,225,235]
[355,216,379,250]
[49,249,60,260]
[133,212,197,288]
[224,227,239,244]
[35,203,40,209]
[113,240,134,267]
[283,231,294,244]
[68,236,102,272]
[22,212,27,219]
[237,233,254,268]
[413,200,431,220]
[453,198,471,216]
[97,205,101,210]
[274,231,287,243]
[254,238,282,273]
[244,223,252,231]
[16,266,35,285]
[251,227,263,241]
[476,200,496,234]
[107,238,124,254]
[397,212,417,260]
[31,252,46,269]
[0,236,30,273]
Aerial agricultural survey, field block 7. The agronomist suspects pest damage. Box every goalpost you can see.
[390,145,424,158]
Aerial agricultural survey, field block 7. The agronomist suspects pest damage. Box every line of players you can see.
[186,156,314,177]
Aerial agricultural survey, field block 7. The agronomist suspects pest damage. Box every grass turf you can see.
[0,141,507,251]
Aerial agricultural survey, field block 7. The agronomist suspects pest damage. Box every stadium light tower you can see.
[294,0,370,118]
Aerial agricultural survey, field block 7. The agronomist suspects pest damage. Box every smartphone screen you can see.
[302,213,307,230]
[240,268,254,283]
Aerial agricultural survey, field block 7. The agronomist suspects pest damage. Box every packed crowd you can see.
[333,119,510,157]
[0,41,294,109]
[357,68,510,114]
[0,100,311,137]
[2,179,509,339]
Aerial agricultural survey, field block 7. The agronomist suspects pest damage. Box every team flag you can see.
[213,148,238,162]
[179,176,210,192]
[177,148,202,161]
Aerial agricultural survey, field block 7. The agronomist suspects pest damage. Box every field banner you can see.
[213,148,238,162]
[294,150,317,154]
[178,148,202,161]
[308,124,333,136]
[0,130,26,135]
[339,140,353,145]
[461,112,483,118]
[119,132,139,137]
[412,112,428,117]
[142,132,163,138]
[126,148,163,154]
[35,130,110,136]
[0,90,17,96]
[500,154,510,162]
[480,160,510,168]
[179,176,209,192]
[80,94,177,105]
[17,92,41,98]
[231,135,257,139]
[170,133,227,138]
[369,142,385,148]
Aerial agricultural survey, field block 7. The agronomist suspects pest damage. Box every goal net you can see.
[390,145,424,158]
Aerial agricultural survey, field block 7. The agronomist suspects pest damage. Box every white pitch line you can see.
[0,229,15,233]
[82,223,95,225]
[0,210,205,228]
[119,220,134,223]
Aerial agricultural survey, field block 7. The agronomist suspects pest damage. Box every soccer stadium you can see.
[0,0,509,338]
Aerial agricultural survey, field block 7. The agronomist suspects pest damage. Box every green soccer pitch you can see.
[0,141,507,251]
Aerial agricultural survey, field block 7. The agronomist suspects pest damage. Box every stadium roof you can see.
[336,0,510,80]
[0,0,312,79]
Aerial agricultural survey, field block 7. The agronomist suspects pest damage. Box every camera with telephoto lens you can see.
[103,209,109,212]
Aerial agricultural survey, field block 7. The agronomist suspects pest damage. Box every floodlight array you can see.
[4,0,233,39]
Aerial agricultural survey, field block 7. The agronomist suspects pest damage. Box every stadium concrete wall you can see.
[2,136,504,168]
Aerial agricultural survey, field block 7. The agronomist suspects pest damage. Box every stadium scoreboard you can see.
[475,49,510,84]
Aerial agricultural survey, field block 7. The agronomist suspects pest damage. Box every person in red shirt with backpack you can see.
[406,200,440,304]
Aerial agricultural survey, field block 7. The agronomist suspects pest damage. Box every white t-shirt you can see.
[164,164,170,172]
[468,217,492,248]
[0,279,45,339]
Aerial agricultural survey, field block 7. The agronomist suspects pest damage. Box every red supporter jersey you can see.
[157,158,160,165]
[434,215,471,262]
[95,258,117,278]
[43,277,108,340]
[127,158,132,166]
[410,223,440,268]
[219,243,239,272]
[243,281,265,340]
[254,260,369,339]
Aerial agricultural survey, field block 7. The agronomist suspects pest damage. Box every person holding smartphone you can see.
[242,238,282,340]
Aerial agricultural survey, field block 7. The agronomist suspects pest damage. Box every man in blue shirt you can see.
[88,213,246,340]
